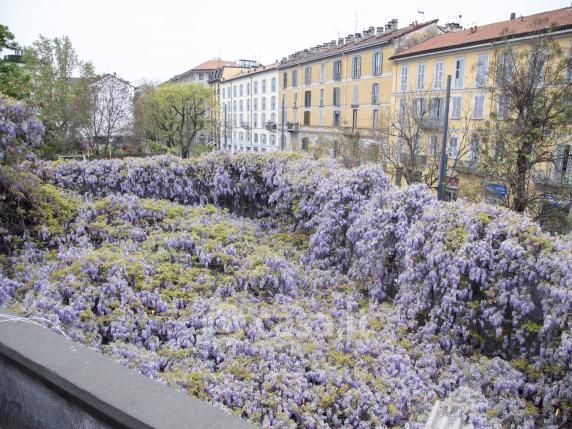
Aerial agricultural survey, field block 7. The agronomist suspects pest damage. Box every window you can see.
[301,137,309,151]
[303,110,311,125]
[373,51,382,76]
[199,73,204,80]
[271,112,276,123]
[473,95,485,119]
[233,100,237,111]
[261,97,266,110]
[429,135,439,157]
[319,89,324,107]
[333,60,342,81]
[476,54,489,88]
[333,87,340,106]
[304,66,312,85]
[373,109,379,128]
[429,97,443,118]
[239,100,243,112]
[333,111,341,126]
[270,135,276,145]
[352,56,361,79]
[254,133,258,143]
[246,83,250,95]
[320,63,326,83]
[233,113,237,126]
[304,91,311,107]
[557,144,571,178]
[222,88,225,99]
[282,72,288,89]
[239,113,243,124]
[253,114,258,128]
[371,83,380,104]
[434,61,443,89]
[240,84,243,96]
[261,134,266,145]
[262,112,266,125]
[413,98,427,118]
[352,85,359,105]
[271,96,276,110]
[497,94,510,119]
[451,96,462,119]
[271,77,276,92]
[253,98,258,111]
[469,134,480,161]
[233,86,237,97]
[449,136,459,158]
[246,100,250,111]
[292,70,298,87]
[319,108,324,125]
[497,51,515,83]
[454,58,465,89]
[417,64,425,90]
[400,65,408,91]
[254,81,258,94]
[261,79,266,93]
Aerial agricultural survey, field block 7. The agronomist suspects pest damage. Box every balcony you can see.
[286,122,299,133]
[241,122,251,130]
[265,121,277,131]
[420,116,443,130]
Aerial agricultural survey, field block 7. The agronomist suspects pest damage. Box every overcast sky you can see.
[1,0,568,85]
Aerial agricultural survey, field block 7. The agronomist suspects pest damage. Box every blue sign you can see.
[485,183,508,197]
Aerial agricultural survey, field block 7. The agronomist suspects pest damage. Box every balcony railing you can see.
[265,121,277,130]
[286,122,299,133]
[240,122,250,129]
[420,116,444,130]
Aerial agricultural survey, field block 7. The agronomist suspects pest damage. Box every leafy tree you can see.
[23,35,90,157]
[138,83,213,158]
[0,24,31,100]
[483,33,572,214]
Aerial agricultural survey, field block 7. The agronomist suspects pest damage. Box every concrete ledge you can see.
[0,309,254,429]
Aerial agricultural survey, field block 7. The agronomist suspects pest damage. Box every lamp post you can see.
[437,75,452,201]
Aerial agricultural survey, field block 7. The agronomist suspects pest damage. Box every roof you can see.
[192,59,237,71]
[220,63,278,83]
[392,6,572,59]
[278,20,439,68]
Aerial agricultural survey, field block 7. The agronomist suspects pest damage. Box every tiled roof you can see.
[392,7,572,59]
[192,59,237,71]
[278,20,439,68]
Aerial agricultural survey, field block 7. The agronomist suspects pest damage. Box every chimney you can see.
[338,37,344,45]
[510,12,516,20]
[345,34,354,43]
[354,32,362,40]
[385,19,398,34]
[444,22,463,32]
[376,26,384,35]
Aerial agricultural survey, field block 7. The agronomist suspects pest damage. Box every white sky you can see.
[1,0,568,85]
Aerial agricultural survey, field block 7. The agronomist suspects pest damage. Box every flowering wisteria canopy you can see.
[1,153,571,428]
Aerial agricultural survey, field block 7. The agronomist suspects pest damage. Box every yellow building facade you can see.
[277,20,442,154]
[389,7,572,191]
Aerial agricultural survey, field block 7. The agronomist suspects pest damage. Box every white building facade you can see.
[219,65,281,153]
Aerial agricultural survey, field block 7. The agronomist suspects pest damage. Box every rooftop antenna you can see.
[354,12,358,34]
[418,10,425,17]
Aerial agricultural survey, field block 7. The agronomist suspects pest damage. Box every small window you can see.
[304,90,311,107]
[352,85,359,105]
[271,77,277,92]
[454,58,465,89]
[333,87,340,106]
[372,83,380,104]
[476,54,489,88]
[239,84,243,96]
[333,111,341,126]
[304,66,312,85]
[292,70,298,87]
[373,109,379,128]
[352,56,361,79]
[254,81,258,94]
[303,110,311,125]
[301,137,309,151]
[473,95,485,119]
[451,96,462,119]
[417,64,425,90]
[246,83,250,95]
[400,65,408,91]
[319,89,324,107]
[373,51,382,76]
[470,134,481,161]
[261,79,266,93]
[333,60,342,81]
[449,136,459,158]
[320,63,326,83]
[282,73,288,89]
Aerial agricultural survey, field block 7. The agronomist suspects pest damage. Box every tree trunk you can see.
[512,142,531,213]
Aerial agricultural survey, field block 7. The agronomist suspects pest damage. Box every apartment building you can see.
[166,59,238,85]
[277,19,442,153]
[219,64,280,153]
[390,7,572,188]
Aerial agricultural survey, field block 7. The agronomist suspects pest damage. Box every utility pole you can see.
[438,75,452,201]
[281,94,286,150]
